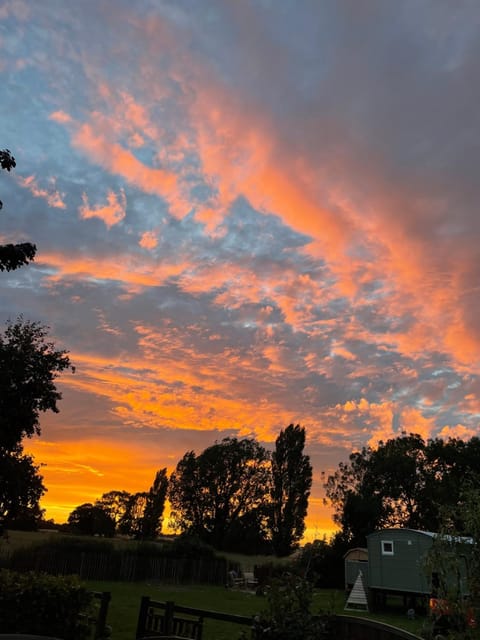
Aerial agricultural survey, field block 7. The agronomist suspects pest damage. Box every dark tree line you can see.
[68,425,312,555]
[0,297,312,552]
[68,469,168,539]
[168,425,312,555]
[324,432,480,547]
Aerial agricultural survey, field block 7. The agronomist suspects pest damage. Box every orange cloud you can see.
[46,14,480,373]
[36,250,189,291]
[79,188,127,227]
[49,110,72,124]
[438,424,478,440]
[139,230,158,249]
[73,123,178,202]
[17,174,66,209]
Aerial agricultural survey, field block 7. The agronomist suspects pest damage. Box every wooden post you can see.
[94,591,111,640]
[136,595,151,639]
[165,600,175,636]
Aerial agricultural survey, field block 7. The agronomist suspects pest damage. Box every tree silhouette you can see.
[67,503,115,537]
[0,448,45,529]
[324,433,480,545]
[140,468,168,539]
[0,149,36,271]
[269,424,312,556]
[0,317,73,453]
[0,317,73,529]
[169,437,270,549]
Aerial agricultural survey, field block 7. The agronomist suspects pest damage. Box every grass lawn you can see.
[85,581,266,640]
[85,581,427,640]
[2,532,427,639]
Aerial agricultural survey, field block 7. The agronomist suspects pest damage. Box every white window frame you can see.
[381,540,394,556]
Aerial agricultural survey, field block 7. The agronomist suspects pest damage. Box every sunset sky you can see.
[1,1,480,538]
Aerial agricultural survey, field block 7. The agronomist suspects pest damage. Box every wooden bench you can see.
[89,590,112,640]
[136,597,203,640]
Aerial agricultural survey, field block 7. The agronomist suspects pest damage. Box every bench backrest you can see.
[137,597,203,640]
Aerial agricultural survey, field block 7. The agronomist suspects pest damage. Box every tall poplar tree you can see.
[140,468,168,539]
[269,424,312,556]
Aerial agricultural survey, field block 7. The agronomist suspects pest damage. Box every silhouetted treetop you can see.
[0,242,37,272]
[0,148,36,269]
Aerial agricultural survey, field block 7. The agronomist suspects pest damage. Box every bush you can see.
[292,538,346,588]
[43,535,116,554]
[252,573,320,640]
[167,533,216,558]
[254,560,297,587]
[0,569,94,639]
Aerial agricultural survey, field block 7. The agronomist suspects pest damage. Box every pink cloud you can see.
[49,110,72,124]
[48,12,480,375]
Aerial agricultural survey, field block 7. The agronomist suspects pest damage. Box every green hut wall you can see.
[367,529,434,594]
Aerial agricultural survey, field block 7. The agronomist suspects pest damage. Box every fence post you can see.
[94,591,111,640]
[136,595,151,639]
[165,600,175,636]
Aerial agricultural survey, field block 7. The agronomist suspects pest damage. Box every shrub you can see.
[254,560,296,587]
[167,533,216,558]
[252,573,319,640]
[0,569,94,639]
[41,535,116,554]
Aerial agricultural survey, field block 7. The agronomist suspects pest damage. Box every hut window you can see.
[382,540,394,555]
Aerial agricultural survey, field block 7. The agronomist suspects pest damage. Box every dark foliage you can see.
[139,467,168,539]
[0,149,36,269]
[68,503,116,537]
[270,424,312,556]
[167,532,216,558]
[0,448,45,527]
[0,148,16,172]
[169,437,270,550]
[0,569,94,639]
[293,535,347,588]
[324,433,480,546]
[95,490,131,529]
[0,242,37,271]
[117,491,148,538]
[253,574,320,640]
[0,317,73,453]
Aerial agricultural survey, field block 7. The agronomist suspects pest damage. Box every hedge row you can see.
[0,569,94,639]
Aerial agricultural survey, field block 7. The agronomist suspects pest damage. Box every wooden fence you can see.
[1,550,230,584]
